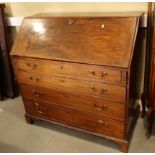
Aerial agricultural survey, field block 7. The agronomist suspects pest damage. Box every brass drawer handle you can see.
[28,75,40,82]
[97,120,108,127]
[101,88,107,93]
[93,104,108,110]
[34,102,43,114]
[89,70,95,75]
[29,75,33,80]
[35,102,39,107]
[37,110,43,114]
[26,62,38,69]
[101,71,108,77]
[90,85,96,91]
[33,90,43,97]
[35,102,39,110]
[90,86,107,94]
[89,70,108,78]
[33,77,39,82]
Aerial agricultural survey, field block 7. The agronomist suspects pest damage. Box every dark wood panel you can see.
[0,4,18,98]
[20,84,126,121]
[16,70,126,102]
[23,98,125,139]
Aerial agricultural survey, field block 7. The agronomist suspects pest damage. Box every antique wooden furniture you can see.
[11,12,143,152]
[0,4,18,99]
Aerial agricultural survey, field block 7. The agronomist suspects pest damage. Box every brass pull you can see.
[90,85,96,91]
[35,102,39,107]
[35,102,39,110]
[94,104,108,110]
[26,62,38,69]
[89,70,108,78]
[34,78,39,82]
[101,71,108,77]
[34,102,43,114]
[38,110,43,114]
[97,120,108,127]
[101,88,107,93]
[29,75,33,80]
[68,18,74,25]
[28,75,39,82]
[90,70,95,75]
[33,90,43,97]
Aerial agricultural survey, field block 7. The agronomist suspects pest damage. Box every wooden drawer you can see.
[13,57,123,85]
[20,84,126,121]
[16,71,126,102]
[23,98,125,139]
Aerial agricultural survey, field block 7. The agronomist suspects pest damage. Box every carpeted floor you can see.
[0,96,154,153]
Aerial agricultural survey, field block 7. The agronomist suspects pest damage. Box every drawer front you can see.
[20,84,125,121]
[23,98,125,139]
[16,71,126,102]
[13,57,122,85]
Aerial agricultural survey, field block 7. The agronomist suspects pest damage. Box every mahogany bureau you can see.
[10,12,143,152]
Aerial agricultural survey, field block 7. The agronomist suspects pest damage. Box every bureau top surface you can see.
[30,12,143,17]
[11,12,142,68]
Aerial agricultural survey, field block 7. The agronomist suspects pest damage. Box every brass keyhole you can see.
[101,24,105,29]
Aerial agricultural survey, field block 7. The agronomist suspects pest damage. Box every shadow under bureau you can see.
[10,12,143,152]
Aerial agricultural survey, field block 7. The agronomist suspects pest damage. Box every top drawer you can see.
[13,57,123,85]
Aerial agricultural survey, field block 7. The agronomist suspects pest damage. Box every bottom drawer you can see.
[23,98,125,139]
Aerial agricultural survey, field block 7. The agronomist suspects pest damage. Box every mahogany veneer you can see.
[10,12,143,152]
